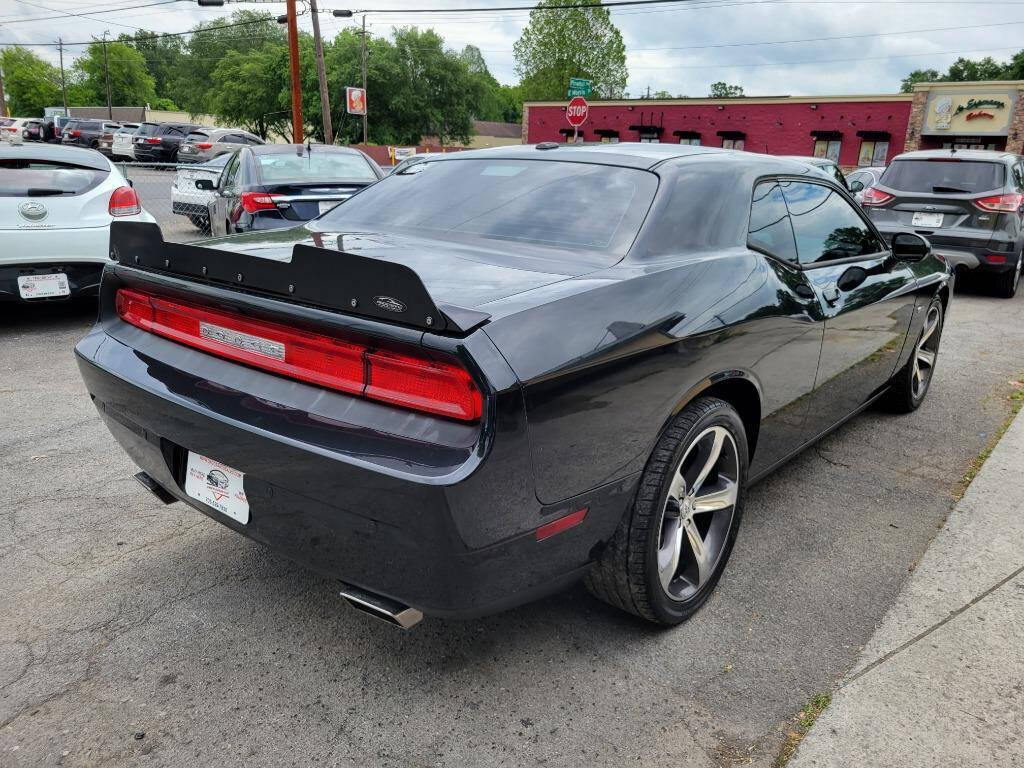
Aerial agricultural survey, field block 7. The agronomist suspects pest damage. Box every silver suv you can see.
[177,128,264,163]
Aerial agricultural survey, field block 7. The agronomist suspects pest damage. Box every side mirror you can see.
[892,232,930,262]
[849,179,864,192]
[195,178,215,191]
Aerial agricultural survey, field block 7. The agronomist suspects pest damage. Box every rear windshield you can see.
[136,123,160,136]
[0,159,109,197]
[317,158,658,255]
[186,131,209,142]
[256,151,377,182]
[881,159,1005,194]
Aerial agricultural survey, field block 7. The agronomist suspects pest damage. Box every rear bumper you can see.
[171,200,208,217]
[74,301,631,618]
[877,228,1019,274]
[0,262,104,301]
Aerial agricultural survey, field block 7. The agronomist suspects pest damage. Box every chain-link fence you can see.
[115,162,216,242]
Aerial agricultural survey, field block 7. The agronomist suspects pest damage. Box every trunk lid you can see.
[867,158,1008,248]
[260,181,375,221]
[201,225,584,310]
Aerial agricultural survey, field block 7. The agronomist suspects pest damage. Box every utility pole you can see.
[309,0,333,144]
[361,14,368,144]
[58,38,68,113]
[102,32,112,119]
[285,0,303,143]
[0,61,6,119]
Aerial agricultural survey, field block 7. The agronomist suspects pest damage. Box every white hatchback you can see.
[1,145,156,302]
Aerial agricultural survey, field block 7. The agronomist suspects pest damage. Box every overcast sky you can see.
[0,0,1019,99]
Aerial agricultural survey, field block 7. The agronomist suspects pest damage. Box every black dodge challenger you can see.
[76,144,951,627]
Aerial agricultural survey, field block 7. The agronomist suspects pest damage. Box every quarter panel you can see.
[484,251,824,504]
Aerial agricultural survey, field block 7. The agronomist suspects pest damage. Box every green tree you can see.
[206,43,291,139]
[118,30,185,107]
[709,82,744,98]
[900,68,942,93]
[461,44,508,121]
[173,11,284,114]
[72,41,156,107]
[0,48,61,116]
[946,56,1005,82]
[513,0,627,100]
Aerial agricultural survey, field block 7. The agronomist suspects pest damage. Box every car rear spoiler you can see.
[108,221,490,334]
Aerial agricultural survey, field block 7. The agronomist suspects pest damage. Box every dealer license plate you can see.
[184,452,250,524]
[912,211,944,228]
[17,273,69,299]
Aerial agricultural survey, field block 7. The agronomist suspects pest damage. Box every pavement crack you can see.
[844,562,1024,687]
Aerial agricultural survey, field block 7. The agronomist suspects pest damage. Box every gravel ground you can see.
[1,284,1023,767]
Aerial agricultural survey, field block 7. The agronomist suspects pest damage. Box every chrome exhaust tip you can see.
[339,584,423,630]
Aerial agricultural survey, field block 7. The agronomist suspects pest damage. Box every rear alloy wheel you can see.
[585,397,748,625]
[993,253,1022,298]
[883,296,943,413]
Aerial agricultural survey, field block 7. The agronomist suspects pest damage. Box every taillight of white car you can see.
[109,186,141,217]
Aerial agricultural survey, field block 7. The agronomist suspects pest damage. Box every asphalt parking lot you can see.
[2,285,1023,767]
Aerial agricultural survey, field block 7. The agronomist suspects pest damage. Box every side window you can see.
[748,180,798,263]
[782,181,884,265]
[221,152,241,190]
[221,134,243,144]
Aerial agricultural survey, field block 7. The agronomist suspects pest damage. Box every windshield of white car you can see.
[0,159,109,196]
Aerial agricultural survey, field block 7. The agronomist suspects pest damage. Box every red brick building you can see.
[522,80,1024,169]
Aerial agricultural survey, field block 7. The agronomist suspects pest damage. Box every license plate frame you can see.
[912,211,944,228]
[184,452,250,524]
[17,273,70,299]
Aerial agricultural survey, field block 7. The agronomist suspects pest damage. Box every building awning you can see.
[810,130,843,140]
[629,124,663,134]
[856,130,891,140]
[672,130,701,139]
[716,130,746,139]
[594,128,620,138]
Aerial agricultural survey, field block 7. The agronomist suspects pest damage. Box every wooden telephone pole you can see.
[361,14,368,144]
[285,0,303,143]
[309,0,333,144]
[58,39,68,113]
[101,32,112,119]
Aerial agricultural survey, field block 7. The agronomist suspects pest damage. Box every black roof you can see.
[422,142,844,177]
[249,143,370,156]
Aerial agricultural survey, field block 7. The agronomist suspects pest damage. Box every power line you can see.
[0,0,186,24]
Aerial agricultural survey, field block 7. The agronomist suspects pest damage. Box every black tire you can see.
[187,214,208,230]
[993,254,1021,298]
[882,296,944,413]
[585,396,748,625]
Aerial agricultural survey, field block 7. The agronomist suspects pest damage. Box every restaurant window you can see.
[678,137,701,146]
[857,140,889,166]
[637,130,660,144]
[813,139,842,163]
[722,138,745,150]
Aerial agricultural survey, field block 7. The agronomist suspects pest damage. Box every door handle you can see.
[822,284,841,305]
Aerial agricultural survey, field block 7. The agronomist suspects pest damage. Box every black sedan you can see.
[197,144,384,236]
[75,145,950,627]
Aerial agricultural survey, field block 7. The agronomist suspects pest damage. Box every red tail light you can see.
[70,129,81,138]
[108,186,141,217]
[114,289,483,422]
[195,142,213,150]
[240,192,280,213]
[974,193,1024,212]
[860,187,893,206]
[146,137,161,144]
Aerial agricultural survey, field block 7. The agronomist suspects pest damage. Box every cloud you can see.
[1,0,1018,98]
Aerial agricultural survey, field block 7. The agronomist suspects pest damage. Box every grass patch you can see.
[953,379,1024,501]
[774,693,832,768]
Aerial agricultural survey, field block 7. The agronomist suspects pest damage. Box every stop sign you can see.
[566,96,589,127]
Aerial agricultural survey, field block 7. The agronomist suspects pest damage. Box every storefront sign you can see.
[924,91,1015,135]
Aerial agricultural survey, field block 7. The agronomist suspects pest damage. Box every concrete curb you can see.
[789,407,1024,767]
